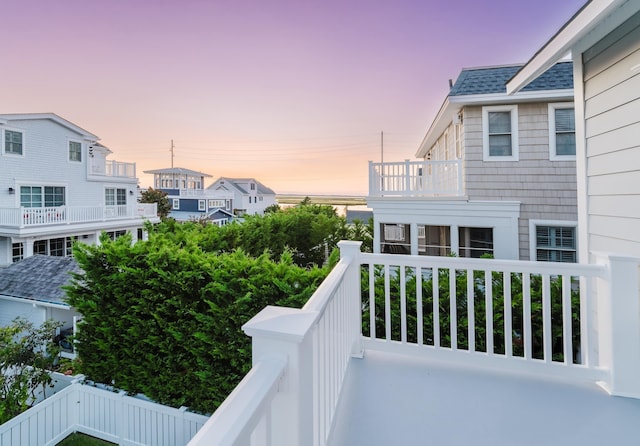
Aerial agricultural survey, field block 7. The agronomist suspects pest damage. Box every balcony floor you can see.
[329,350,640,446]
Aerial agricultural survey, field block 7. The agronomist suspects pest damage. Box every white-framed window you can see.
[20,186,66,207]
[380,223,410,254]
[529,220,577,263]
[418,225,451,256]
[250,183,256,190]
[105,188,127,205]
[69,140,82,162]
[548,103,576,160]
[172,198,180,210]
[33,237,76,257]
[482,105,518,161]
[208,199,225,208]
[459,227,494,258]
[198,200,206,211]
[4,129,24,155]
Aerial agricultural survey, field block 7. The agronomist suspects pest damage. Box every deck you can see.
[330,349,640,445]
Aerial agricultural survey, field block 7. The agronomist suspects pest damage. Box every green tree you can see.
[65,230,331,414]
[0,318,62,424]
[139,187,171,219]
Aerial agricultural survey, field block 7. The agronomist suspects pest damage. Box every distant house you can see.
[143,167,235,225]
[367,62,577,261]
[0,255,81,356]
[0,113,159,267]
[207,177,277,216]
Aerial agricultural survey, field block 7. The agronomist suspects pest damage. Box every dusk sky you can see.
[4,0,586,195]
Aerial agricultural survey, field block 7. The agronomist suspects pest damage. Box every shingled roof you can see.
[0,256,81,306]
[449,61,573,96]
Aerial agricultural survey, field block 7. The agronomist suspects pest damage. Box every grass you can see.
[56,433,115,446]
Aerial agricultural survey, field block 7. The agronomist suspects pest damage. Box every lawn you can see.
[56,433,115,446]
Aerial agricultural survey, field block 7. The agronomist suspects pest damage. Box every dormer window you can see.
[250,183,256,191]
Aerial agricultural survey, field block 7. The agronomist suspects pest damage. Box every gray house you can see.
[367,61,577,261]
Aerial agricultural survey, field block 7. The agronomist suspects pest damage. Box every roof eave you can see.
[416,89,574,158]
[506,0,630,94]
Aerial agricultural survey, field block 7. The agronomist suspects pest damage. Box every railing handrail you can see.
[187,359,286,446]
[369,159,464,197]
[303,260,350,315]
[359,252,608,278]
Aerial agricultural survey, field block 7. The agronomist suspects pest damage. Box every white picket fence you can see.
[0,381,208,446]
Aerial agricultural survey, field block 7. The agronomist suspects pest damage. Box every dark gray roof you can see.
[346,210,373,224]
[215,177,276,195]
[449,61,573,96]
[0,255,81,306]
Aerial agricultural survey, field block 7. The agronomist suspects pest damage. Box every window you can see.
[20,186,66,208]
[459,227,494,258]
[172,198,180,210]
[208,199,225,208]
[534,224,577,263]
[12,243,23,263]
[380,223,410,254]
[5,130,23,155]
[21,186,43,208]
[33,237,75,257]
[250,183,256,190]
[418,225,451,256]
[549,103,576,159]
[44,186,65,206]
[106,230,127,241]
[198,200,206,211]
[482,105,518,161]
[105,188,127,205]
[69,141,82,162]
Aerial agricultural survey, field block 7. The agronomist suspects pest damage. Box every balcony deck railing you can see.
[89,159,136,179]
[0,203,158,228]
[189,242,640,446]
[369,159,463,197]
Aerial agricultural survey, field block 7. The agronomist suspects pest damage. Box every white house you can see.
[144,167,235,225]
[207,177,277,216]
[368,62,577,261]
[0,113,159,267]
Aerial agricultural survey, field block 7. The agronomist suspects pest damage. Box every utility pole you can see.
[380,131,384,163]
[170,139,174,168]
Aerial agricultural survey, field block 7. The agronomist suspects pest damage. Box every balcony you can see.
[89,159,137,179]
[0,204,158,229]
[190,241,640,445]
[369,159,463,197]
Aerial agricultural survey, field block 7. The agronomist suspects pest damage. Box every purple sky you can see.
[3,0,586,195]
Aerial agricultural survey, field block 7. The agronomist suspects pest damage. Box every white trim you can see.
[198,199,206,211]
[528,219,578,262]
[482,105,519,161]
[548,102,576,160]
[572,56,590,264]
[172,198,180,210]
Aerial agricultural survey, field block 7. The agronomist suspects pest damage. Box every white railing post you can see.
[338,241,364,357]
[595,253,640,398]
[243,308,318,446]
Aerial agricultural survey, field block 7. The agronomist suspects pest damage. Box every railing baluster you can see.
[433,268,440,348]
[400,266,407,343]
[542,274,552,363]
[504,272,513,358]
[384,264,391,341]
[523,273,532,360]
[417,267,424,345]
[562,274,572,365]
[369,264,375,339]
[467,268,475,352]
[485,270,493,355]
[449,268,457,350]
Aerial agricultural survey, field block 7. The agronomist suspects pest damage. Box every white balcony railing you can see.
[0,203,158,229]
[369,159,463,197]
[189,242,640,446]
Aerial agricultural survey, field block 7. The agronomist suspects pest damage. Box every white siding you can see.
[582,11,640,257]
[0,299,46,327]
